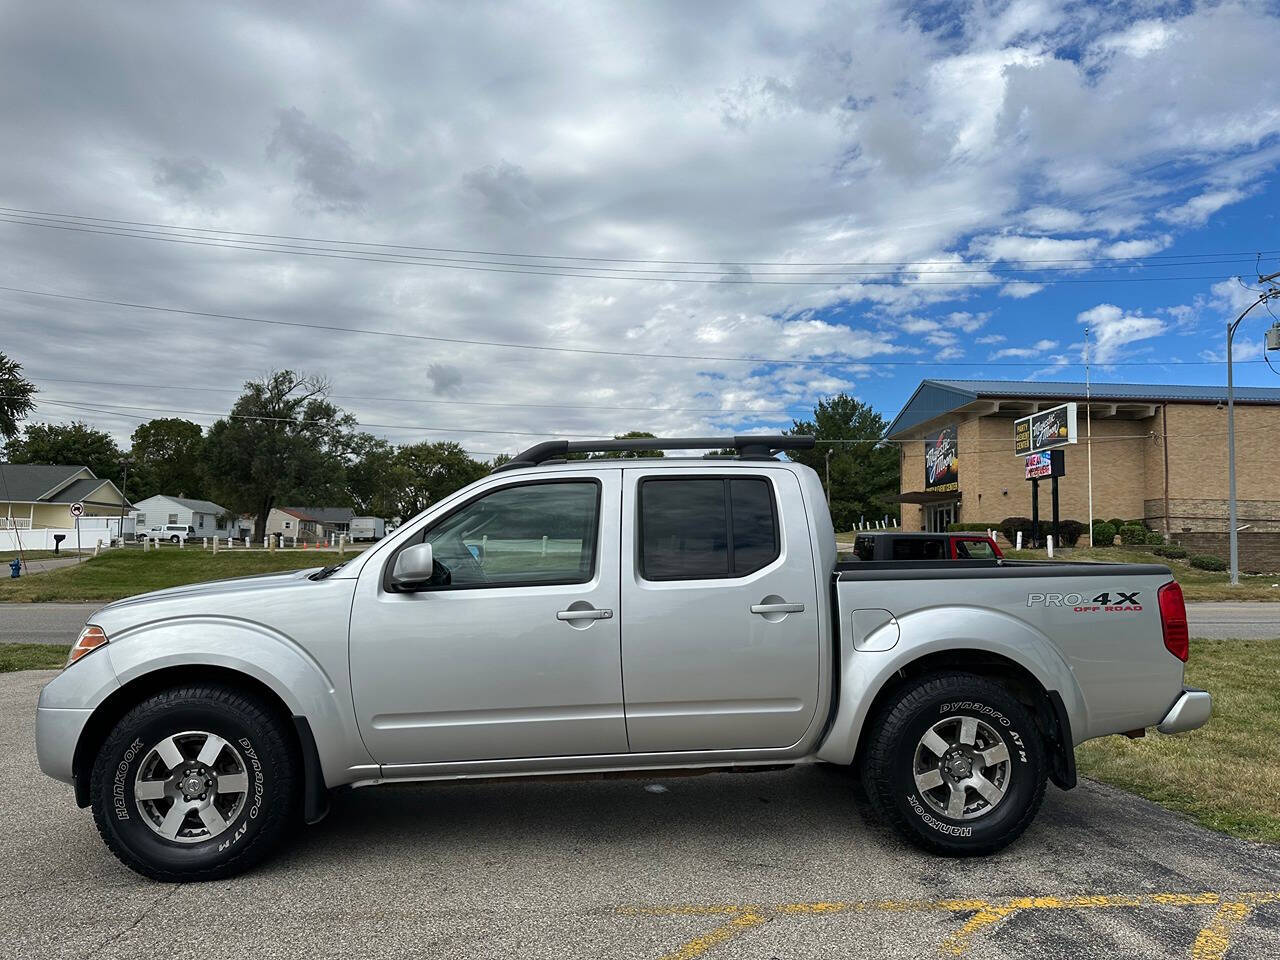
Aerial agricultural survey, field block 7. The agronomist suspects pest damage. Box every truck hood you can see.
[89,567,329,633]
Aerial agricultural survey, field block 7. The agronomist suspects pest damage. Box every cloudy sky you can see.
[2,0,1279,459]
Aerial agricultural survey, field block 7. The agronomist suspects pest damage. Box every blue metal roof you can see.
[887,379,1280,438]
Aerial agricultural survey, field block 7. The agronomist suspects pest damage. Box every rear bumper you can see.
[1157,688,1212,735]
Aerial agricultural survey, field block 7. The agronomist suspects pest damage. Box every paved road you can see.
[1185,602,1280,640]
[2,671,1278,959]
[0,603,100,644]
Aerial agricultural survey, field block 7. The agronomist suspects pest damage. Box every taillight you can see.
[1157,581,1189,662]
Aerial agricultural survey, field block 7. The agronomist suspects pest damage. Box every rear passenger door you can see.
[619,469,821,752]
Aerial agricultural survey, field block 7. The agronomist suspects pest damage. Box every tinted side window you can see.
[890,537,945,560]
[730,478,778,576]
[853,536,874,562]
[639,477,779,581]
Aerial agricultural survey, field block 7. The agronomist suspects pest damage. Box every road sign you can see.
[1014,403,1077,456]
[69,502,84,518]
[1025,450,1065,480]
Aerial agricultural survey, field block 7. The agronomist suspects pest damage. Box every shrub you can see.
[1057,520,1086,547]
[1091,521,1117,547]
[1154,546,1188,559]
[1118,524,1148,545]
[1145,529,1165,545]
[1190,554,1227,571]
[1106,518,1125,530]
[999,516,1033,545]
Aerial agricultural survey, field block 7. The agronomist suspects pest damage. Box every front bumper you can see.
[1156,688,1212,735]
[35,647,120,786]
[36,706,94,784]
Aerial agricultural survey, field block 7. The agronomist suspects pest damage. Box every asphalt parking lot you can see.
[2,672,1278,959]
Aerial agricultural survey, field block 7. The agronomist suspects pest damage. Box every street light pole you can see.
[1226,273,1280,586]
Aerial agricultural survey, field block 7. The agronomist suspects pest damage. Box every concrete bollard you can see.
[93,540,100,558]
[202,538,208,550]
[243,536,249,549]
[541,534,548,556]
[1016,531,1023,550]
[212,535,218,554]
[1046,535,1054,558]
[178,537,184,549]
[290,536,296,549]
[339,535,345,557]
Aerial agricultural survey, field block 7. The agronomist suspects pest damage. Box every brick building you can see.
[887,380,1280,537]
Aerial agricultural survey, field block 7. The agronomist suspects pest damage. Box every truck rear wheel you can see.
[89,684,299,881]
[861,672,1047,856]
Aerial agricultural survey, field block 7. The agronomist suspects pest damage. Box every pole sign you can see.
[1025,449,1065,481]
[924,425,959,492]
[1014,402,1077,456]
[69,502,84,518]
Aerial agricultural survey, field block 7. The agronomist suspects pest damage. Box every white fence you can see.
[0,517,134,552]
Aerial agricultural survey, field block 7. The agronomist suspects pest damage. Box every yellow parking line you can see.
[652,909,766,960]
[1190,901,1255,960]
[622,890,1279,960]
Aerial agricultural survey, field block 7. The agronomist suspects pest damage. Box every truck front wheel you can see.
[861,673,1047,856]
[89,684,299,881]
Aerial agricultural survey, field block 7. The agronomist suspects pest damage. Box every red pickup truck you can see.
[849,530,1003,561]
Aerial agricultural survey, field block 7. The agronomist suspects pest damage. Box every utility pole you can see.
[1226,271,1280,585]
[825,447,833,511]
[1085,327,1095,547]
[117,457,132,547]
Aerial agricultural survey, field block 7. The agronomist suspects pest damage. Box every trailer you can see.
[349,516,385,541]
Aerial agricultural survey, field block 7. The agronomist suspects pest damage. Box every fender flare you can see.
[90,615,373,793]
[816,605,1088,770]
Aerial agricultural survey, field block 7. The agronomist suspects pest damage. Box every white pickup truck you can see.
[36,435,1209,881]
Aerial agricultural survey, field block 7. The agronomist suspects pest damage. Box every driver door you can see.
[348,470,627,766]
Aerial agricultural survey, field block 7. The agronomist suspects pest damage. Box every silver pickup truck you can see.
[36,434,1210,881]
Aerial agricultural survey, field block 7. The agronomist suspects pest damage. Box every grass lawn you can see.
[1006,545,1280,601]
[0,549,347,603]
[1077,637,1280,844]
[0,643,70,671]
[0,550,67,561]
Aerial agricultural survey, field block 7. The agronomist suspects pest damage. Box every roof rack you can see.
[494,434,816,472]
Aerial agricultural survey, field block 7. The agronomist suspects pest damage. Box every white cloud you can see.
[989,338,1056,360]
[975,334,1006,345]
[1160,188,1246,226]
[1103,236,1172,258]
[970,235,1100,264]
[1077,303,1167,364]
[999,281,1045,298]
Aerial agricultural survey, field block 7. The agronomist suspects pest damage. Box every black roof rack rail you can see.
[494,434,815,472]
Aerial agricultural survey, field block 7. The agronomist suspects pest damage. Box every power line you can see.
[0,215,1249,287]
[3,204,1275,268]
[0,284,1262,368]
[21,396,614,439]
[31,375,799,415]
[0,212,1262,278]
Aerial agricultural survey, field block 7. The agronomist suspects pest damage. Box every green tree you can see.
[787,394,899,531]
[346,434,409,518]
[203,371,357,539]
[394,441,488,519]
[0,353,36,444]
[129,418,206,500]
[6,422,124,484]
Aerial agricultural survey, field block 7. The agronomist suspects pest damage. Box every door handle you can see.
[556,608,613,621]
[750,602,805,615]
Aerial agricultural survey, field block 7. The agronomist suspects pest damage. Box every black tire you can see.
[170,535,180,544]
[860,672,1047,856]
[90,684,300,881]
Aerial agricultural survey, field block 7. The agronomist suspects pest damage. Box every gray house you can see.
[132,495,235,538]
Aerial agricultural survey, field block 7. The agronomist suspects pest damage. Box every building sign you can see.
[924,425,959,492]
[1014,402,1077,456]
[1025,450,1065,481]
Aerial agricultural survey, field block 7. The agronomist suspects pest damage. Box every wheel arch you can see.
[817,618,1084,791]
[72,663,330,823]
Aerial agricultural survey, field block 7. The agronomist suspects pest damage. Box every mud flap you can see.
[292,716,331,824]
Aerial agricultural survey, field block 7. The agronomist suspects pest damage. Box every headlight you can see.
[67,625,108,668]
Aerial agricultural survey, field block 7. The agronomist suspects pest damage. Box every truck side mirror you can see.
[391,542,434,589]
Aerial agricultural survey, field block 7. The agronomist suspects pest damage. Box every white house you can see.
[132,495,235,538]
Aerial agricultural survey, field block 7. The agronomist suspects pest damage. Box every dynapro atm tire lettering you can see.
[1027,591,1142,612]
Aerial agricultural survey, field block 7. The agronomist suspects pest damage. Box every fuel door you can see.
[851,608,900,652]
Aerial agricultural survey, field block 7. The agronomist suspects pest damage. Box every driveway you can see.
[2,670,1277,959]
